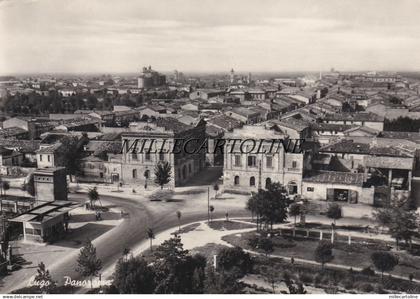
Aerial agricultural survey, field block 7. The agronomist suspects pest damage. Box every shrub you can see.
[314,273,323,286]
[217,247,253,277]
[357,282,374,293]
[342,278,354,290]
[360,266,375,276]
[299,272,313,284]
[374,283,387,294]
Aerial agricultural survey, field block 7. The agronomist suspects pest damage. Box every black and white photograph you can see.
[1,0,420,297]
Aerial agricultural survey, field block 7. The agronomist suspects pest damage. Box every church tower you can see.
[230,68,235,84]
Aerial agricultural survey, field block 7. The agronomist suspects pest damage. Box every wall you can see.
[302,181,374,205]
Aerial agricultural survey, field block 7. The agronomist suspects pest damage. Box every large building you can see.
[137,66,166,89]
[120,117,206,187]
[223,124,312,194]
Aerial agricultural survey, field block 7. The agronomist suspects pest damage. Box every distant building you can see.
[322,112,384,131]
[189,89,225,100]
[137,66,166,89]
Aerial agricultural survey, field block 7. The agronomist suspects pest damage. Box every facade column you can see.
[408,170,412,191]
[388,169,393,186]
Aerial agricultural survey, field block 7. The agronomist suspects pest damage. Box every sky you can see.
[0,0,420,74]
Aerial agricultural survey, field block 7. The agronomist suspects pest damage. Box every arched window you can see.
[265,177,271,189]
[132,169,137,179]
[288,181,298,195]
[144,169,150,179]
[250,176,256,186]
[234,176,240,185]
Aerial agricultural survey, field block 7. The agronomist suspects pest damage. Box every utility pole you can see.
[207,186,210,223]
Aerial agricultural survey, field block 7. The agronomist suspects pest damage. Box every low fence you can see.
[278,227,391,248]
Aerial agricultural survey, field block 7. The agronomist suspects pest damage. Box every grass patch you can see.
[175,188,206,195]
[171,223,200,235]
[208,220,256,231]
[149,189,174,201]
[251,254,420,294]
[223,230,420,283]
[223,189,251,195]
[190,243,230,259]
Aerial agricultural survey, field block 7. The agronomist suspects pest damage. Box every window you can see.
[132,169,137,179]
[39,154,43,162]
[234,176,240,185]
[132,153,138,160]
[234,155,241,167]
[247,156,256,167]
[292,161,297,169]
[266,156,273,168]
[47,155,51,162]
[159,152,165,161]
[145,152,151,161]
[288,181,298,194]
[307,187,314,192]
[144,170,150,179]
[265,178,271,189]
[249,176,256,186]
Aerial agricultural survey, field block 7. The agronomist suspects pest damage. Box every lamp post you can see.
[207,186,210,223]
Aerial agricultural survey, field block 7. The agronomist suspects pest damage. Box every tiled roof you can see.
[155,117,193,133]
[320,139,413,157]
[206,124,223,137]
[36,143,65,154]
[303,171,364,186]
[0,139,40,153]
[271,118,310,131]
[311,123,357,131]
[324,112,384,122]
[207,115,242,130]
[0,127,27,137]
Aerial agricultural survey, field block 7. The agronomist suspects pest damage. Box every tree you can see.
[217,246,253,276]
[374,205,418,250]
[122,247,130,261]
[88,187,99,210]
[152,236,206,293]
[314,241,333,270]
[209,205,215,222]
[1,181,10,198]
[60,136,85,182]
[75,240,102,289]
[204,265,241,294]
[246,193,260,226]
[284,272,307,294]
[289,203,301,227]
[176,210,182,231]
[147,228,155,251]
[247,182,291,231]
[326,203,342,225]
[154,161,172,189]
[34,262,56,294]
[371,251,399,281]
[373,208,393,233]
[213,183,219,199]
[258,237,274,257]
[113,256,155,293]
